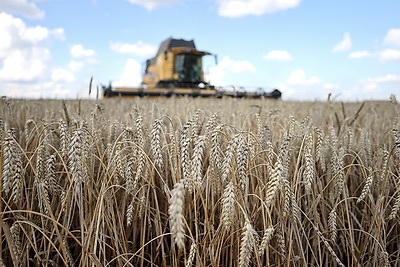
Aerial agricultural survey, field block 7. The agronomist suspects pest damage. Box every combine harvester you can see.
[102,38,281,99]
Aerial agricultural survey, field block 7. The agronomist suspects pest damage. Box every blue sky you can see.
[0,0,399,101]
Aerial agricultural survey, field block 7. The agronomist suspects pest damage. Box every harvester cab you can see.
[142,38,214,89]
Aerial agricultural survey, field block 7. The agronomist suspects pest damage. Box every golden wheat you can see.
[0,97,398,266]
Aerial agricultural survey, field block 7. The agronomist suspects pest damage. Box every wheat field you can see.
[0,96,399,266]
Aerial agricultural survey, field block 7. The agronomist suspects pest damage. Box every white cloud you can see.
[384,28,400,46]
[346,83,395,101]
[0,13,54,82]
[113,59,142,87]
[3,81,73,98]
[324,83,340,90]
[332,33,352,52]
[263,50,293,61]
[216,0,302,18]
[110,41,157,57]
[364,82,378,93]
[224,57,255,73]
[0,49,49,81]
[68,61,84,72]
[207,56,255,85]
[0,13,50,57]
[279,82,328,101]
[378,49,400,63]
[51,28,66,41]
[346,74,400,101]
[365,73,400,83]
[70,44,95,58]
[51,68,76,83]
[282,72,397,101]
[348,50,371,59]
[125,0,182,10]
[0,1,45,19]
[287,69,321,86]
[0,13,74,98]
[22,25,49,44]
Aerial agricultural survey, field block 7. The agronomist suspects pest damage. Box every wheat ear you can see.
[151,118,164,169]
[168,180,186,250]
[328,206,338,243]
[2,129,23,206]
[236,134,249,192]
[221,180,236,231]
[304,129,315,194]
[258,225,274,256]
[180,122,192,190]
[265,161,282,207]
[10,223,22,265]
[239,219,256,267]
[191,135,206,191]
[185,241,197,267]
[221,137,235,186]
[389,189,400,220]
[357,168,374,204]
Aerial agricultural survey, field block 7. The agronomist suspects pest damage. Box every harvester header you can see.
[103,37,281,99]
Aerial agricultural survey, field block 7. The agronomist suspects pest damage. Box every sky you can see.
[0,0,399,101]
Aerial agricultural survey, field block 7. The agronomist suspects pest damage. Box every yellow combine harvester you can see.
[102,37,281,99]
